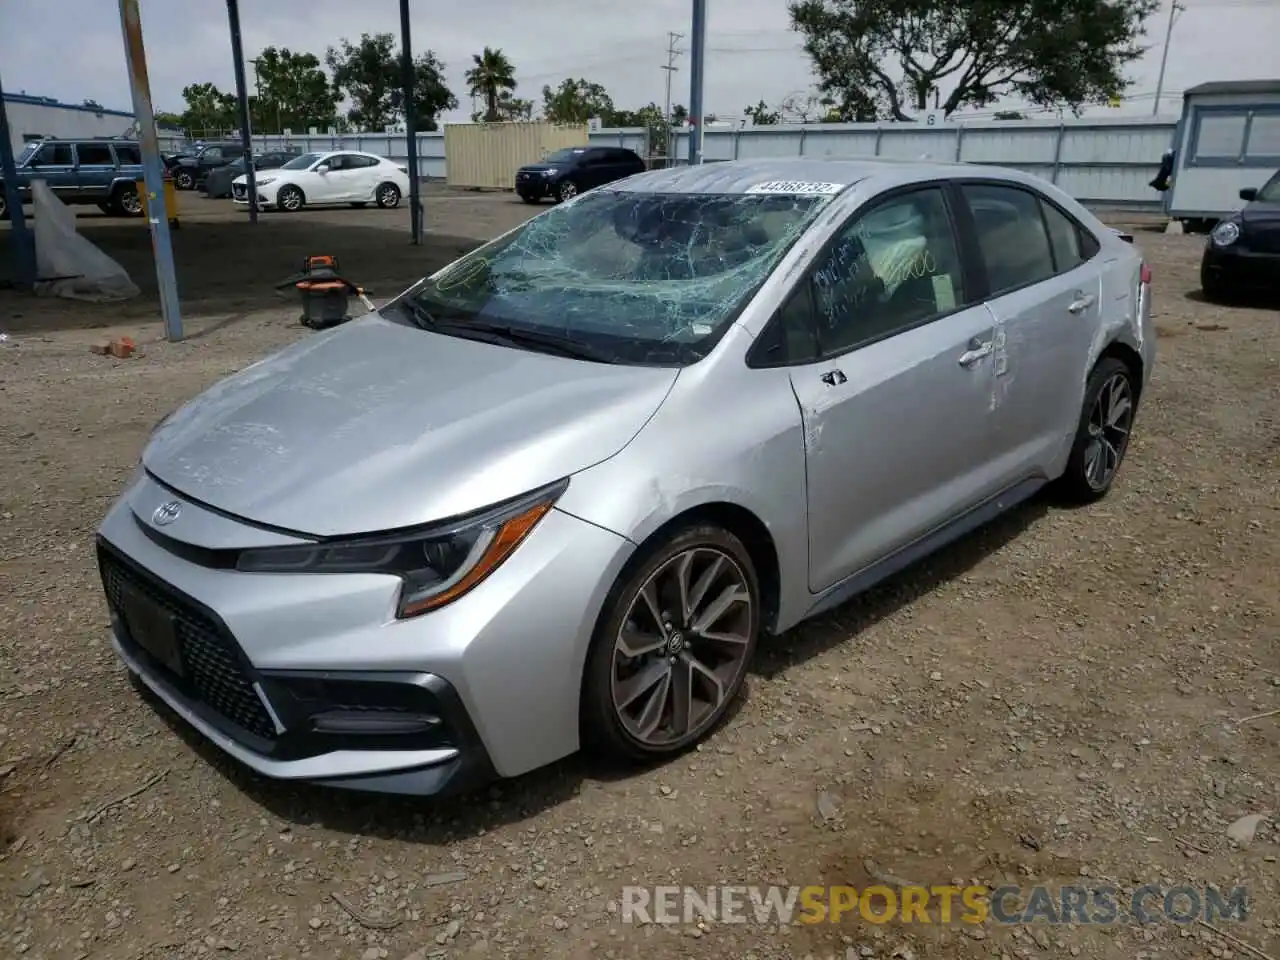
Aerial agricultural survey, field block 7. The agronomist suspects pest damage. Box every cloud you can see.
[1,0,1276,123]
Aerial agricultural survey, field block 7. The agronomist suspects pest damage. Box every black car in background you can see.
[199,150,300,199]
[1201,169,1280,302]
[170,142,246,190]
[514,146,646,203]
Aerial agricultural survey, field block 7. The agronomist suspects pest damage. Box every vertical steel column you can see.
[118,0,183,339]
[0,71,36,291]
[226,0,258,223]
[686,0,707,166]
[399,0,424,244]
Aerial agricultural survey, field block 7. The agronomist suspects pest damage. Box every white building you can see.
[4,93,138,152]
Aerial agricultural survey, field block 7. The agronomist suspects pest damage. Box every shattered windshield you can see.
[405,189,831,365]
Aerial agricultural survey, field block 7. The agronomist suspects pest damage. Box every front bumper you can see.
[515,173,554,199]
[1201,242,1280,291]
[231,183,274,206]
[97,471,634,794]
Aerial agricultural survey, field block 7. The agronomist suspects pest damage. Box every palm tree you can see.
[465,47,518,122]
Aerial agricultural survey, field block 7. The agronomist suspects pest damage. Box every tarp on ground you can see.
[31,180,140,302]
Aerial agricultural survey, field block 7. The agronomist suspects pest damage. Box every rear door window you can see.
[76,143,115,165]
[961,183,1056,296]
[114,144,142,165]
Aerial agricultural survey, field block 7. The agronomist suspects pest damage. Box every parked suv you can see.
[0,138,145,218]
[170,142,247,190]
[515,146,646,203]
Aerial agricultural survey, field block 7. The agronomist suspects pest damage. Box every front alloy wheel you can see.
[556,180,578,202]
[175,169,195,190]
[584,526,759,760]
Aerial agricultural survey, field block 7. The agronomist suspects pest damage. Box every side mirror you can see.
[1239,187,1258,202]
[316,164,330,174]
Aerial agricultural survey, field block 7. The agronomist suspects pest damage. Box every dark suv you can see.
[1200,169,1280,302]
[170,142,247,190]
[515,146,646,203]
[0,138,146,218]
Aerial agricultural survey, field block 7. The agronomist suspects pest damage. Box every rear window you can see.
[114,144,141,165]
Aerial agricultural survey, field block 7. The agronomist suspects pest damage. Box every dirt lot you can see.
[1,200,1278,960]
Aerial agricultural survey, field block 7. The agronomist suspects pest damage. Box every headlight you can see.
[1211,220,1240,247]
[236,479,567,618]
[255,176,277,187]
[542,168,558,177]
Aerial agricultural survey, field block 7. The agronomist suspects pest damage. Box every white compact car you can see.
[232,150,411,212]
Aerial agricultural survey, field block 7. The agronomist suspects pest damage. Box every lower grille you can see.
[99,547,277,741]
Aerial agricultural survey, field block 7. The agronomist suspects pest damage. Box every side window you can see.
[351,155,379,168]
[33,143,74,165]
[749,285,819,367]
[327,155,349,170]
[113,144,141,165]
[1040,201,1084,272]
[76,143,115,165]
[811,187,966,355]
[962,184,1055,296]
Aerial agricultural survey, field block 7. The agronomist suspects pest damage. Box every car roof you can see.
[609,157,1040,196]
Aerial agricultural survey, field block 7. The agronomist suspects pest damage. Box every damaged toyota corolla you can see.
[97,158,1155,795]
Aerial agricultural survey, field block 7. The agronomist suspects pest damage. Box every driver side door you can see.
[776,184,1009,593]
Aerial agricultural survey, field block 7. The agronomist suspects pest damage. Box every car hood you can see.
[1242,201,1280,225]
[142,312,678,537]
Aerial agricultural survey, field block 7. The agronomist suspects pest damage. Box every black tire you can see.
[174,169,195,191]
[555,179,578,203]
[1200,266,1230,304]
[1057,356,1138,504]
[277,184,305,212]
[0,194,6,219]
[110,183,143,217]
[581,524,760,763]
[375,182,401,209]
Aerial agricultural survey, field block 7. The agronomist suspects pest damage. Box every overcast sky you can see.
[2,0,1277,124]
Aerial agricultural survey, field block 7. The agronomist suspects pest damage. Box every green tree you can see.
[541,78,615,124]
[326,33,457,132]
[745,100,780,125]
[465,47,518,123]
[789,0,1157,120]
[252,46,340,133]
[179,82,238,134]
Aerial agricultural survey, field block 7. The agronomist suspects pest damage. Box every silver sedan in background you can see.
[97,158,1155,795]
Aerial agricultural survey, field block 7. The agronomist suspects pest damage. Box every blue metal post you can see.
[686,0,706,165]
[226,0,258,223]
[399,0,424,245]
[0,71,37,291]
[118,0,183,340]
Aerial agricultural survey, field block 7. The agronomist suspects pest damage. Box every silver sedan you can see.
[97,158,1155,795]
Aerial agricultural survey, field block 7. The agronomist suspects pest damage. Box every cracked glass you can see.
[405,188,834,365]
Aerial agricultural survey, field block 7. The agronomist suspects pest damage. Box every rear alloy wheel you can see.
[583,526,760,761]
[376,183,401,209]
[1059,357,1136,503]
[277,185,305,212]
[556,180,578,203]
[0,194,8,218]
[174,169,195,191]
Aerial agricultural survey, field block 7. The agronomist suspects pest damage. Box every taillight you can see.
[1140,263,1152,285]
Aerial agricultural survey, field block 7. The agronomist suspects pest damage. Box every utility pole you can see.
[398,0,423,245]
[661,31,683,163]
[686,0,706,166]
[1152,0,1185,116]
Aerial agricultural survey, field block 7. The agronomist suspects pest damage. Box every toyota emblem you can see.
[152,500,182,526]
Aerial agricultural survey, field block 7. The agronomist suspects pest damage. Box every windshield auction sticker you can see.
[745,180,845,195]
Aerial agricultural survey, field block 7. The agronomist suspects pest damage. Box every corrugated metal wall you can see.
[248,117,1176,208]
[443,121,589,189]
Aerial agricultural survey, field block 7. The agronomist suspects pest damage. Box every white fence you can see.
[246,116,1177,209]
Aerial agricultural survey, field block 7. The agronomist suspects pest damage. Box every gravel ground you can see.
[0,214,1278,960]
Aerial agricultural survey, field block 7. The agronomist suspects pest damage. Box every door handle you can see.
[1068,293,1096,314]
[820,369,847,387]
[958,341,993,368]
